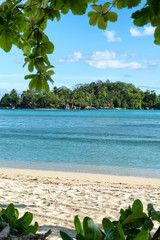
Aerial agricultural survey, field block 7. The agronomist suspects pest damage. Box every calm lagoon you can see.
[0,109,160,178]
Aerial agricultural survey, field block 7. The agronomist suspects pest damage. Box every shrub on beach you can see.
[0,203,51,239]
[60,199,160,240]
[1,200,160,239]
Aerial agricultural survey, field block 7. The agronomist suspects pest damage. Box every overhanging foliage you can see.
[0,0,160,91]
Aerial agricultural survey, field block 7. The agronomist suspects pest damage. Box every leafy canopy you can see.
[0,0,160,91]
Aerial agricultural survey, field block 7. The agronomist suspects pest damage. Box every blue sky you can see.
[0,1,160,95]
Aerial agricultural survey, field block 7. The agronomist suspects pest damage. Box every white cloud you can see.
[59,50,152,70]
[58,51,83,63]
[85,50,146,69]
[104,30,122,42]
[130,26,155,37]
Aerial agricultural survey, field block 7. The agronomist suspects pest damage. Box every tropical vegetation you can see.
[1,200,160,239]
[0,203,51,239]
[0,81,160,110]
[60,199,160,240]
[0,0,160,91]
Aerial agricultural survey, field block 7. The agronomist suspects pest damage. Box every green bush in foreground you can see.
[0,203,38,236]
[1,200,160,239]
[60,199,160,240]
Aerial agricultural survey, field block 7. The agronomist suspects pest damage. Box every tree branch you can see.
[102,0,117,16]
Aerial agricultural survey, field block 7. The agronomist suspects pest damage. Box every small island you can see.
[0,80,160,110]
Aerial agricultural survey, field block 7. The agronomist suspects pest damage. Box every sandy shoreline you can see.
[0,168,160,239]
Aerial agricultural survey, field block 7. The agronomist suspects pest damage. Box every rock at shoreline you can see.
[84,106,96,110]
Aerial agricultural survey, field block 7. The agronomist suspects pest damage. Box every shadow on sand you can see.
[39,225,76,238]
[0,203,37,208]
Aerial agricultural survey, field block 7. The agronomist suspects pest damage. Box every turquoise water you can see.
[0,109,160,177]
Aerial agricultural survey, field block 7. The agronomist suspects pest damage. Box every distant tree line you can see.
[0,80,160,110]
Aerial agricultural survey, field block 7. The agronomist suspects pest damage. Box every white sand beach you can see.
[0,168,160,239]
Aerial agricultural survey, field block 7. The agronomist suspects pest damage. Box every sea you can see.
[0,109,160,178]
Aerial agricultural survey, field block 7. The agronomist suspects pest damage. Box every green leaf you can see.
[0,208,7,216]
[17,212,33,228]
[107,12,118,22]
[154,26,160,44]
[154,39,160,45]
[24,0,32,8]
[67,0,88,15]
[61,7,69,14]
[133,230,149,240]
[40,18,47,31]
[88,11,97,17]
[149,0,160,16]
[154,26,160,40]
[54,10,61,21]
[24,74,37,80]
[60,230,73,240]
[33,30,42,42]
[42,80,50,92]
[151,210,160,223]
[42,0,48,8]
[40,41,54,56]
[45,75,54,83]
[24,6,39,18]
[132,199,143,213]
[89,12,100,26]
[102,2,111,13]
[46,70,55,76]
[112,0,117,7]
[142,219,153,231]
[102,218,114,234]
[22,221,38,235]
[122,212,148,225]
[3,203,17,226]
[35,57,46,71]
[0,28,14,52]
[91,4,102,13]
[0,16,3,25]
[104,228,114,239]
[151,16,160,27]
[43,55,50,65]
[14,17,28,32]
[127,0,141,9]
[83,217,104,240]
[26,38,36,48]
[14,209,19,219]
[4,204,15,222]
[23,46,31,56]
[98,16,107,30]
[132,7,150,26]
[76,233,85,240]
[29,75,43,91]
[120,208,132,221]
[116,222,125,240]
[74,216,84,234]
[117,0,128,9]
[92,0,99,3]
[28,60,34,72]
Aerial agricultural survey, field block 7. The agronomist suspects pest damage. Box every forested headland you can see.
[0,80,160,110]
